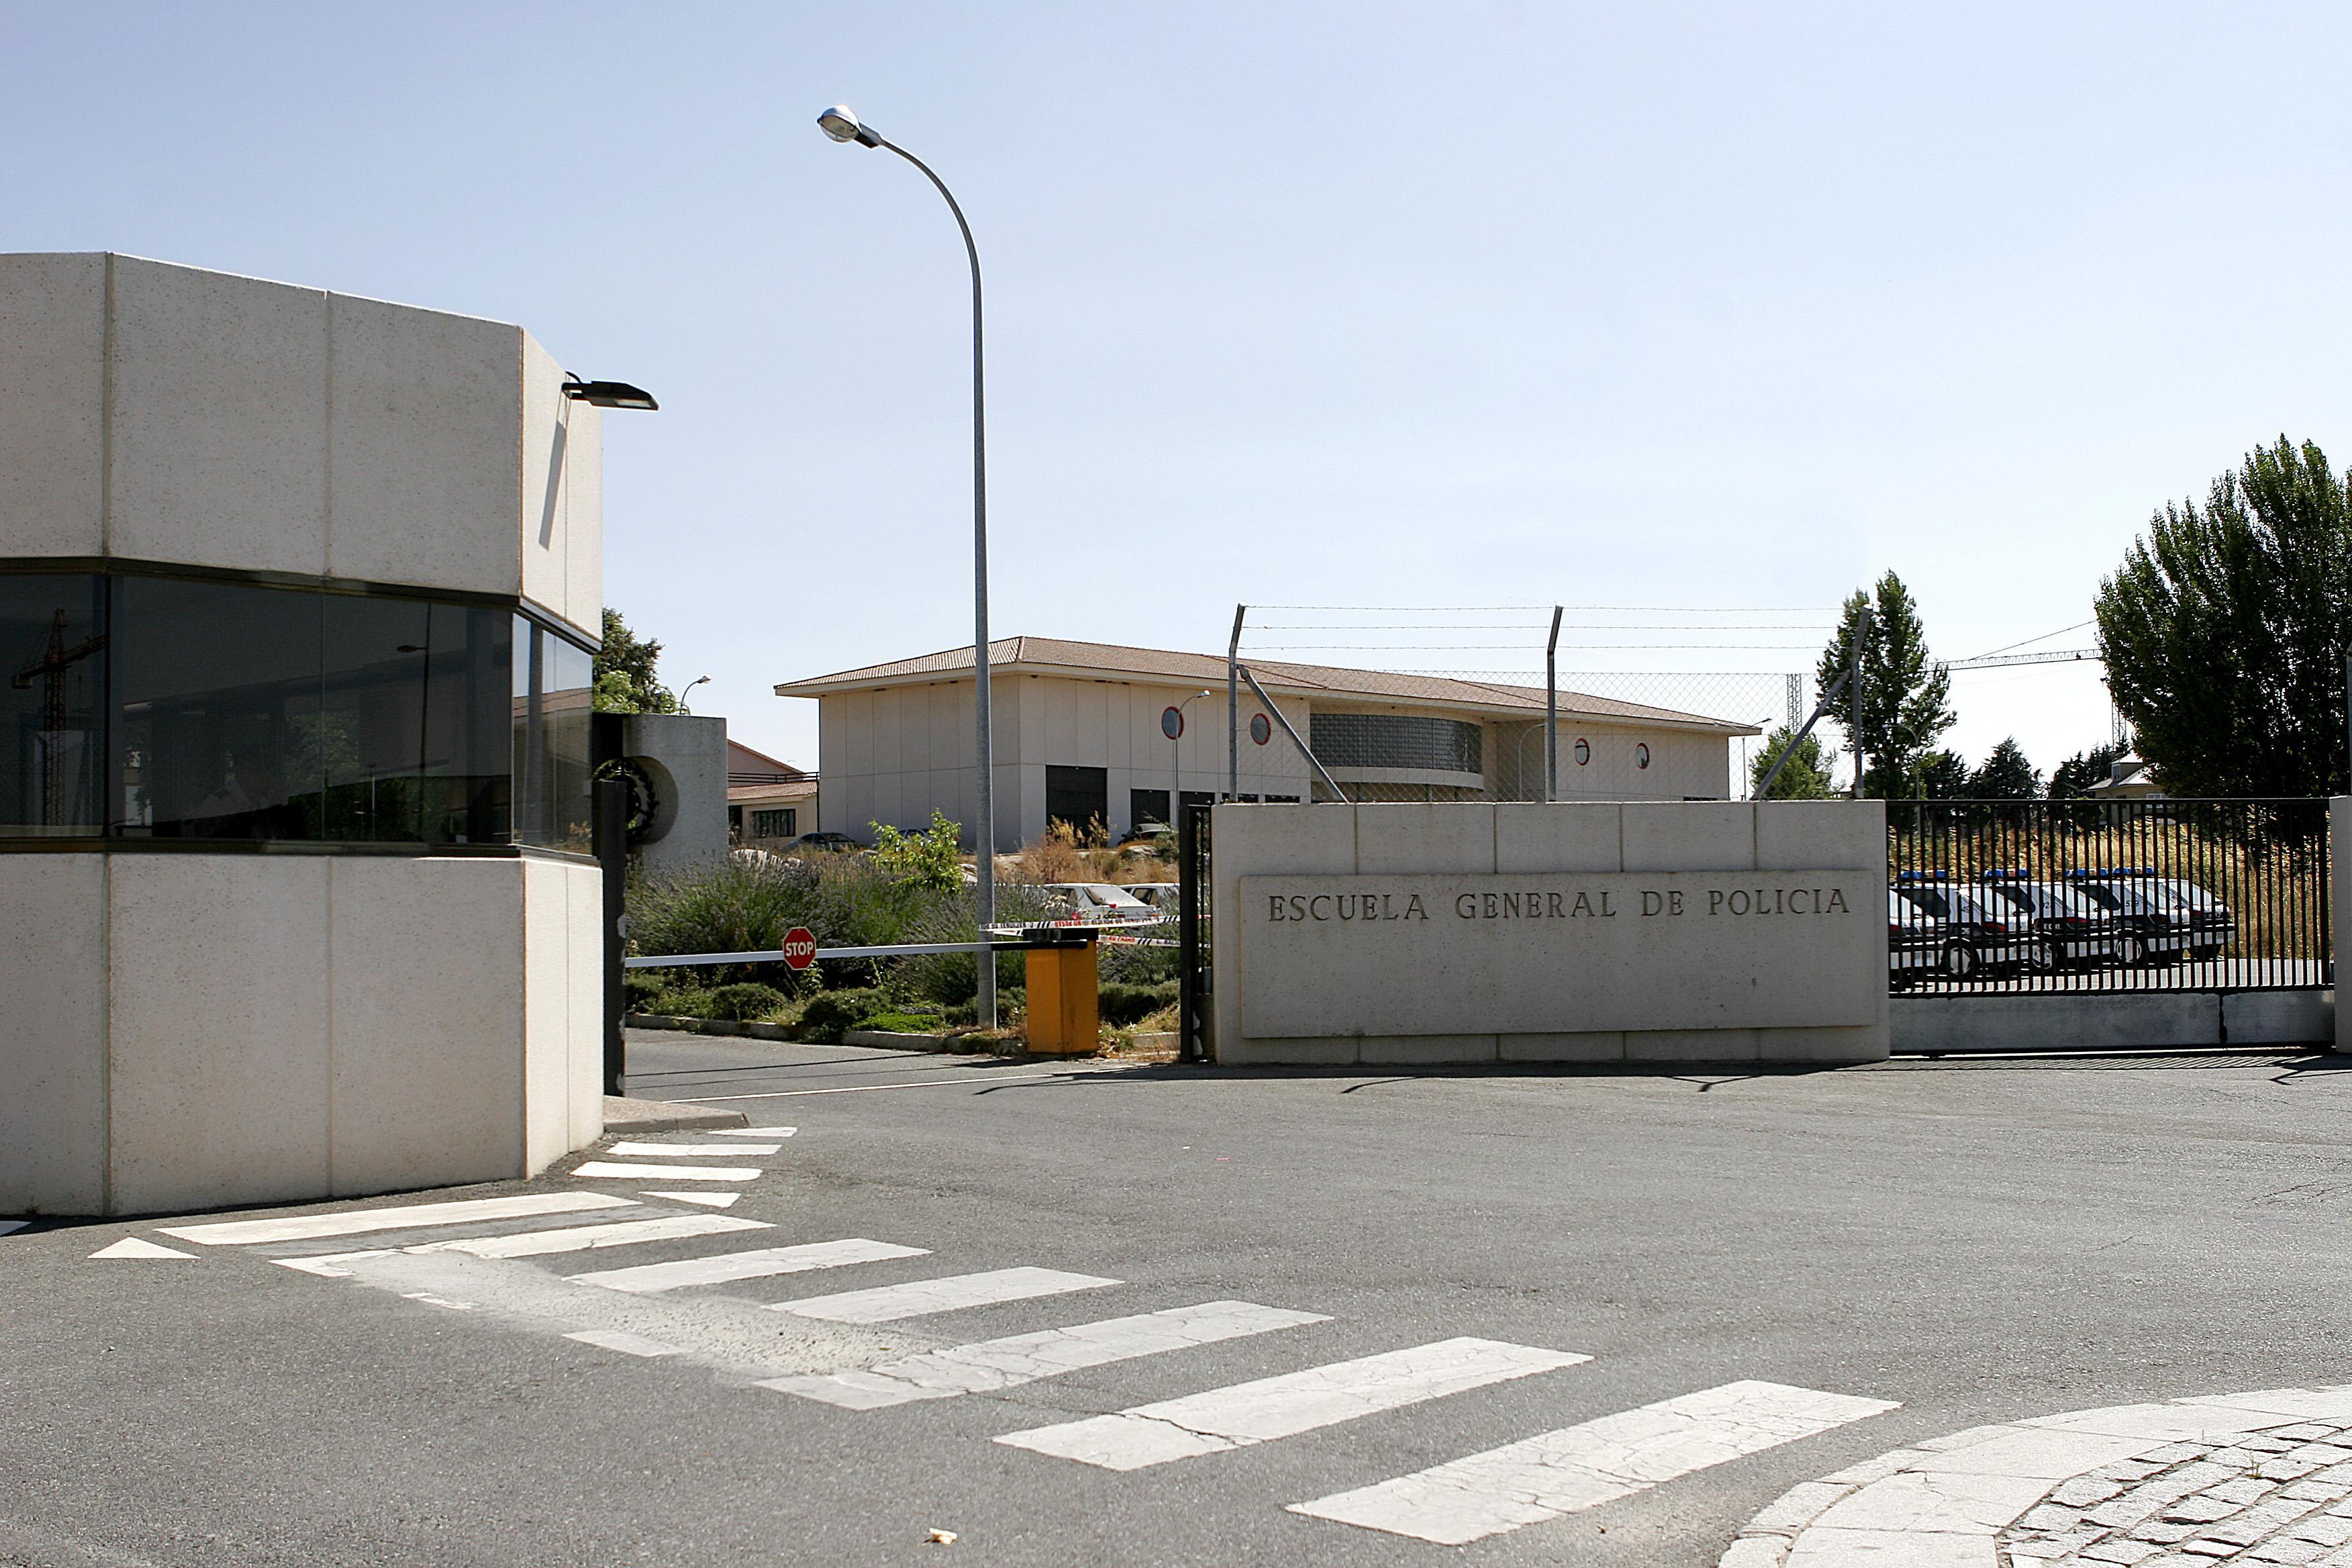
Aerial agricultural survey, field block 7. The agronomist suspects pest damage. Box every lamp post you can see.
[679,674,711,714]
[1168,689,1210,832]
[819,103,1000,1026]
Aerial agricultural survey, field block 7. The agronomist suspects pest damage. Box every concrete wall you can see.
[0,854,601,1216]
[1892,991,2333,1054]
[620,713,729,876]
[1210,800,1889,1067]
[0,252,599,640]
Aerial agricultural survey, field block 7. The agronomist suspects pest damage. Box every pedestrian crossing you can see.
[124,1125,1902,1549]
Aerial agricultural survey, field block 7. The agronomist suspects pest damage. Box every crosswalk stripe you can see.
[271,1250,393,1277]
[160,1191,638,1246]
[994,1337,1588,1471]
[569,1238,927,1294]
[762,1300,1332,1410]
[403,1213,771,1259]
[770,1267,1120,1324]
[717,1126,796,1138]
[606,1141,783,1157]
[564,1329,685,1359]
[642,1191,740,1208]
[570,1161,762,1181]
[1288,1379,1902,1545]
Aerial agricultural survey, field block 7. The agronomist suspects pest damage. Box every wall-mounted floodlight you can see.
[561,378,659,411]
[817,105,882,147]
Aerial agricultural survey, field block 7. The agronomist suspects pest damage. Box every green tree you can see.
[869,810,966,892]
[2048,741,2128,800]
[2096,437,2352,796]
[1914,749,1970,799]
[1966,737,2041,799]
[1749,725,1837,799]
[1816,573,1955,799]
[594,607,678,714]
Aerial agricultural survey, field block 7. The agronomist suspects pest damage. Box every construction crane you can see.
[13,609,107,827]
[1945,648,2098,671]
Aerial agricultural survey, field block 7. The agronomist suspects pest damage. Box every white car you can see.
[1040,882,1161,922]
[1120,883,1181,912]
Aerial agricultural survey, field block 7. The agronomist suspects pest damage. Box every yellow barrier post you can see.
[1023,930,1099,1055]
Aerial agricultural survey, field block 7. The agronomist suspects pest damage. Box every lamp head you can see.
[818,105,881,147]
[561,379,658,411]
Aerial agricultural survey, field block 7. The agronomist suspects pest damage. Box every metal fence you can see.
[1886,799,2331,995]
[1177,801,1213,1061]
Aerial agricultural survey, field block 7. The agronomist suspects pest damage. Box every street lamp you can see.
[680,675,712,714]
[1167,689,1211,832]
[818,103,1001,1026]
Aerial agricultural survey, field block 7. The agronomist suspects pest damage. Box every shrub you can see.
[798,987,888,1042]
[624,972,667,1012]
[1099,938,1177,986]
[707,982,790,1022]
[1097,979,1178,1027]
[647,985,719,1019]
[861,1011,946,1035]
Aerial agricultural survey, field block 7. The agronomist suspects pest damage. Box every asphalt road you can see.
[10,1032,2352,1567]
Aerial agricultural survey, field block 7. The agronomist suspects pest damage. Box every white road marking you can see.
[717,1126,797,1137]
[606,1141,783,1156]
[762,1300,1332,1410]
[405,1213,770,1259]
[89,1236,197,1260]
[161,1191,638,1246]
[401,1291,477,1310]
[571,1237,927,1295]
[564,1328,685,1359]
[271,1250,393,1277]
[0,1220,29,1237]
[771,1267,1120,1324]
[671,1069,1117,1102]
[569,1161,761,1181]
[1291,1379,1901,1545]
[995,1337,1588,1471]
[642,1190,740,1208]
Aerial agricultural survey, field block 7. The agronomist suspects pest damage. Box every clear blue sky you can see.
[9,3,2349,781]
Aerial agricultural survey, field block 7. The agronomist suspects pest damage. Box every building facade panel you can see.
[0,854,107,1214]
[0,252,105,556]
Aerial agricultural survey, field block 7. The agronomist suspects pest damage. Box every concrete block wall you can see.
[1210,799,1890,1068]
[0,854,602,1216]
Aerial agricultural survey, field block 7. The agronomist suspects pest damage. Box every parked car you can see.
[793,831,863,852]
[1039,882,1159,923]
[1892,874,2034,979]
[2065,871,2200,967]
[1969,875,2122,973]
[1888,889,1943,989]
[1120,883,1181,912]
[2085,871,2235,961]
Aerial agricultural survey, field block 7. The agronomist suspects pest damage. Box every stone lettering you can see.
[1269,895,1287,921]
[1640,890,1663,916]
[1669,890,1684,915]
[1709,890,1724,915]
[1455,893,1476,919]
[1406,893,1428,922]
[1827,889,1847,913]
[1600,891,1617,917]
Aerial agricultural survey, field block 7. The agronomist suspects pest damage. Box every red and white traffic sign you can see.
[781,926,818,970]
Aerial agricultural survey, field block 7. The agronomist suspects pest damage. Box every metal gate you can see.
[1886,798,2331,996]
[1177,801,1213,1061]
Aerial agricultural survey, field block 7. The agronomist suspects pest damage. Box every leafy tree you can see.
[1966,737,2041,799]
[1914,750,1970,799]
[2048,742,2128,800]
[1815,573,1956,798]
[1749,725,1837,799]
[869,810,966,892]
[2096,437,2352,796]
[594,607,679,714]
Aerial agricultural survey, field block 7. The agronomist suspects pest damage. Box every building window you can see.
[751,807,797,838]
[1,573,106,835]
[1635,743,1651,770]
[1308,712,1483,775]
[1130,787,1170,831]
[1045,765,1108,836]
[1573,738,1589,767]
[0,567,597,852]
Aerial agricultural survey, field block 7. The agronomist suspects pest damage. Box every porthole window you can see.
[1634,743,1651,770]
[1249,713,1271,746]
[1573,738,1589,767]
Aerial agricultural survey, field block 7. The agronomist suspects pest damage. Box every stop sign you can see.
[781,926,817,970]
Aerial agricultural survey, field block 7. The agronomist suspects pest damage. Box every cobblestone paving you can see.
[2001,1423,2352,1565]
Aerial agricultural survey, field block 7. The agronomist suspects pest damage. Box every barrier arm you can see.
[1755,665,1854,799]
[1237,664,1350,803]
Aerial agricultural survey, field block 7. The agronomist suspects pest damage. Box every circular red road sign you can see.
[781,926,818,970]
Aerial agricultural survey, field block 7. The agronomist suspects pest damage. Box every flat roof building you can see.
[777,636,1760,850]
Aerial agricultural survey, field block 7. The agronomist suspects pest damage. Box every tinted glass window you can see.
[512,617,595,852]
[0,573,107,835]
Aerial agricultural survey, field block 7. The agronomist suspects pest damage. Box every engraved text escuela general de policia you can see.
[1263,885,1853,924]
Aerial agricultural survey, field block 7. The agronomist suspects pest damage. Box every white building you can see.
[0,253,609,1215]
[777,637,1759,850]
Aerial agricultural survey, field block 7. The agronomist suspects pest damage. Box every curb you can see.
[601,1095,750,1134]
